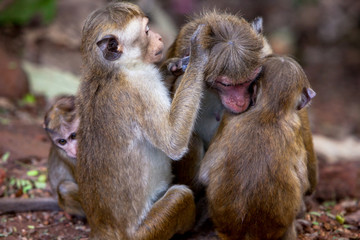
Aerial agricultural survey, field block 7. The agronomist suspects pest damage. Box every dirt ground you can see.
[0,0,359,239]
[0,109,359,239]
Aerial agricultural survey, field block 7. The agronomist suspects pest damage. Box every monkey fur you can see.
[0,96,83,216]
[199,55,316,240]
[44,95,84,217]
[76,2,209,239]
[165,11,271,196]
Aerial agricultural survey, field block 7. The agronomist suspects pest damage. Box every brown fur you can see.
[44,95,84,217]
[0,96,82,215]
[166,11,271,194]
[167,11,265,82]
[199,55,316,240]
[76,2,209,239]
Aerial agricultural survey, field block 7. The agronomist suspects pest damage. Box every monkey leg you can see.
[134,184,196,240]
[57,180,85,217]
[280,221,297,240]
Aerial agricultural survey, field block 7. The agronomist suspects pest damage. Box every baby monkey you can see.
[0,96,83,215]
[199,55,316,240]
[44,95,84,217]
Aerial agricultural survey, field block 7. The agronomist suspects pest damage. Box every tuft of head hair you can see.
[201,12,264,81]
[44,96,77,131]
[169,10,264,82]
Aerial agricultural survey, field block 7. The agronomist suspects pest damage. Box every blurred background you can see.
[0,0,359,238]
[1,0,359,139]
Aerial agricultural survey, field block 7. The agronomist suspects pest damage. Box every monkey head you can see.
[170,13,268,114]
[253,55,316,116]
[203,15,265,114]
[81,2,164,71]
[44,96,78,159]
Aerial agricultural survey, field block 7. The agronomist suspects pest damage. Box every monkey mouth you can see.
[213,76,257,114]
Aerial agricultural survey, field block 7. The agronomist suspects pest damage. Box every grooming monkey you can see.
[76,2,208,240]
[199,55,316,240]
[165,11,271,191]
[166,12,317,201]
[0,96,83,216]
[43,95,84,217]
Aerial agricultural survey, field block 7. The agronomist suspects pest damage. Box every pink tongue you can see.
[219,85,249,114]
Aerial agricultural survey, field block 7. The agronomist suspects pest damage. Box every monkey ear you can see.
[297,87,316,110]
[96,35,123,61]
[251,17,263,34]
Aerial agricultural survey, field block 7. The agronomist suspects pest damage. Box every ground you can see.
[0,97,359,240]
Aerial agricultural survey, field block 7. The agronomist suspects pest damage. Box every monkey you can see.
[164,11,271,195]
[76,2,209,240]
[198,55,316,240]
[165,12,317,202]
[0,96,83,216]
[43,95,84,217]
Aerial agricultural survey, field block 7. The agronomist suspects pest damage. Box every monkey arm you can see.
[143,26,209,160]
[299,109,318,195]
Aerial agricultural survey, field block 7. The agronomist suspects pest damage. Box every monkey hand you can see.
[166,57,189,77]
[189,24,209,66]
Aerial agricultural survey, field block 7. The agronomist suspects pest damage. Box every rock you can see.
[315,161,360,201]
[0,44,29,100]
[0,122,50,161]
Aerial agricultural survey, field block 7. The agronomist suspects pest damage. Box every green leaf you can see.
[312,221,319,225]
[326,212,336,219]
[15,179,21,189]
[34,182,46,189]
[1,152,10,163]
[27,225,35,229]
[23,184,33,193]
[9,177,16,186]
[336,214,345,224]
[27,170,39,177]
[0,117,10,125]
[37,174,47,182]
[309,211,321,217]
[323,201,336,207]
[343,224,352,229]
[22,93,36,104]
[0,0,56,26]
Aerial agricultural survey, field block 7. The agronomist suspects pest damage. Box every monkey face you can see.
[95,17,164,65]
[141,18,164,63]
[212,67,262,114]
[55,132,77,159]
[47,118,79,159]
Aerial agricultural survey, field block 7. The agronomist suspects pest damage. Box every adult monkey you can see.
[166,11,317,217]
[165,11,272,192]
[76,2,209,240]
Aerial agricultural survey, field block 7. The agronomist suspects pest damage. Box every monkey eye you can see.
[58,139,67,145]
[145,25,150,35]
[70,132,76,140]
